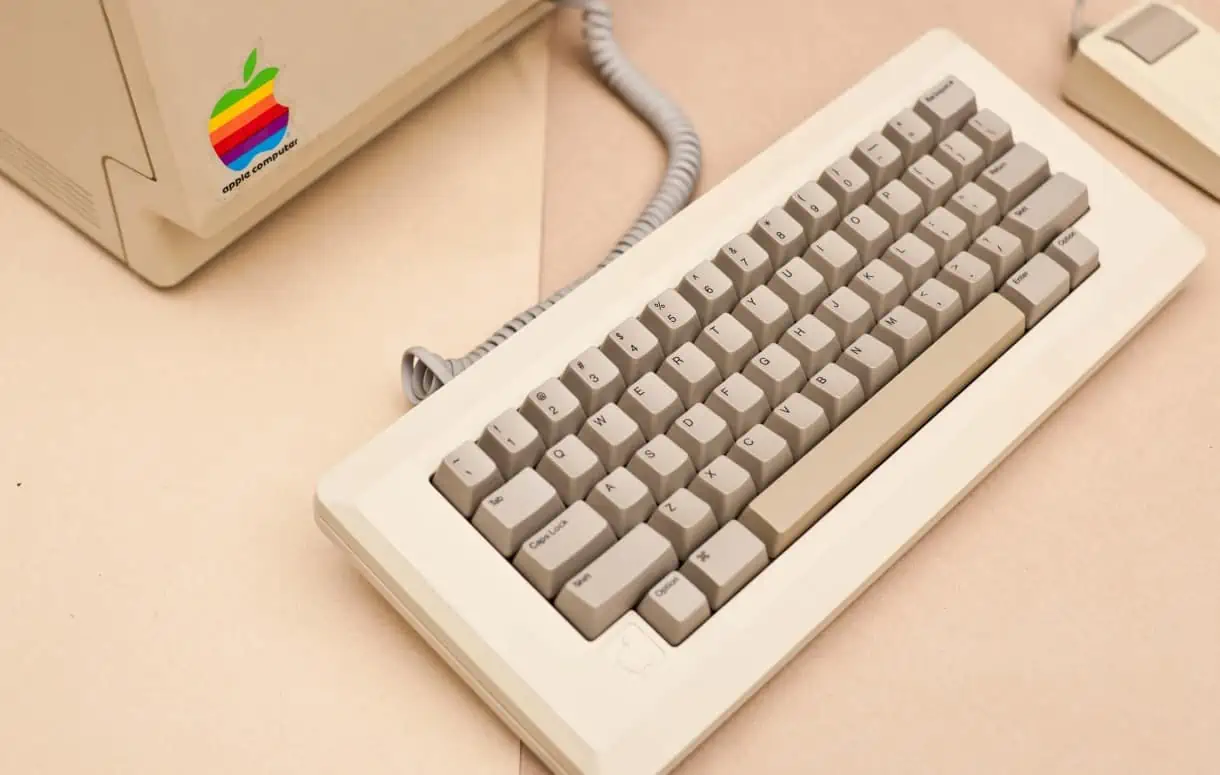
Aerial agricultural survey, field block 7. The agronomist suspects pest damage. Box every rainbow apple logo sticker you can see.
[209,48,290,171]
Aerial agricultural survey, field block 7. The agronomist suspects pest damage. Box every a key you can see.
[433,441,505,518]
[1000,172,1089,255]
[1000,253,1071,327]
[680,521,769,610]
[555,523,678,639]
[562,347,626,413]
[657,341,722,407]
[802,362,865,428]
[696,313,759,375]
[838,334,899,396]
[785,181,840,241]
[1045,228,1100,287]
[618,372,684,438]
[477,409,545,478]
[740,294,1026,557]
[751,207,808,264]
[732,285,795,346]
[969,225,1026,283]
[520,377,587,447]
[805,230,862,290]
[638,571,711,646]
[728,423,794,489]
[764,391,829,457]
[578,403,645,470]
[849,259,907,319]
[977,142,1050,212]
[678,260,739,321]
[814,286,876,345]
[933,130,985,186]
[667,402,734,471]
[870,179,925,236]
[627,434,696,502]
[963,108,1013,163]
[603,318,664,385]
[647,488,719,561]
[881,233,939,290]
[939,252,995,312]
[872,305,933,367]
[851,132,905,187]
[714,234,774,294]
[472,468,564,556]
[883,107,935,163]
[640,289,701,352]
[902,154,955,210]
[946,182,1000,239]
[915,75,977,140]
[536,434,607,505]
[836,204,894,263]
[914,207,970,264]
[777,314,841,378]
[767,257,828,318]
[907,277,964,339]
[742,343,806,406]
[819,156,873,212]
[586,467,656,537]
[688,455,757,523]
[705,373,770,438]
[514,502,616,598]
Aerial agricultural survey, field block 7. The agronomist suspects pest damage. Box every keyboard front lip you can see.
[313,28,1206,775]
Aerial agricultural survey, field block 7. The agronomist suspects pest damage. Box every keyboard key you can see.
[767,256,828,318]
[473,468,565,556]
[963,108,1013,163]
[777,314,841,377]
[883,107,934,163]
[477,409,545,478]
[914,207,970,263]
[618,372,684,438]
[681,520,769,610]
[638,571,711,646]
[578,403,645,469]
[751,207,808,263]
[640,289,701,353]
[1045,228,1100,287]
[667,403,733,470]
[849,259,907,318]
[586,467,656,537]
[933,130,985,187]
[870,178,925,236]
[819,156,873,212]
[915,75,977,141]
[802,362,865,427]
[999,172,1089,255]
[627,434,696,502]
[784,181,840,240]
[647,488,718,560]
[764,391,829,457]
[977,142,1050,212]
[514,502,616,598]
[881,233,939,289]
[815,286,875,345]
[969,225,1026,283]
[805,230,862,290]
[742,343,805,406]
[696,313,759,375]
[938,252,996,311]
[740,293,1026,557]
[657,341,722,407]
[689,455,757,523]
[603,317,664,385]
[946,182,1000,239]
[520,378,587,447]
[902,154,955,209]
[907,277,964,338]
[872,304,932,367]
[728,423,794,489]
[836,204,894,263]
[838,334,899,396]
[679,260,739,321]
[1000,253,1071,327]
[536,434,607,505]
[714,234,773,293]
[732,285,795,345]
[706,373,770,438]
[433,441,505,518]
[555,523,678,640]
[562,347,626,413]
[851,132,904,187]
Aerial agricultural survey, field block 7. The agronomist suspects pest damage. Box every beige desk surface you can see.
[3,1,1219,773]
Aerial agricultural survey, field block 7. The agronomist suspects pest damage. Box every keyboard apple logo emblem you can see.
[609,623,664,675]
[209,48,291,172]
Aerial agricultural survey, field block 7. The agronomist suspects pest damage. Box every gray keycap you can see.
[872,304,932,367]
[851,132,905,187]
[963,108,1013,163]
[520,377,587,447]
[638,571,711,646]
[933,130,985,187]
[765,391,830,457]
[849,259,908,318]
[1000,172,1089,255]
[902,154,955,209]
[705,373,770,438]
[870,179,926,236]
[536,434,607,505]
[640,289,701,353]
[751,207,808,264]
[1000,253,1071,327]
[586,467,656,537]
[777,314,841,377]
[578,403,645,470]
[667,402,733,470]
[689,455,758,523]
[1046,228,1100,288]
[907,277,964,339]
[627,433,696,502]
[946,181,1000,239]
[969,225,1026,283]
[562,347,626,413]
[881,233,939,289]
[938,252,995,312]
[803,362,865,427]
[696,313,759,375]
[728,423,794,489]
[657,341,722,407]
[785,181,840,240]
[472,468,565,556]
[914,207,970,264]
[514,501,616,598]
[977,142,1050,212]
[647,488,719,560]
[555,523,678,640]
[815,286,876,346]
[679,260,739,322]
[805,230,863,290]
[618,372,683,439]
[915,75,977,141]
[742,343,806,406]
[838,334,899,396]
[714,234,774,293]
[603,317,664,385]
[681,521,769,610]
[733,286,795,346]
[883,107,935,163]
[836,204,894,263]
[433,441,505,518]
[767,257,828,318]
[819,156,873,212]
[478,409,545,478]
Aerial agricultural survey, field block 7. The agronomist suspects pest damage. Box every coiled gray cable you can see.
[401,0,702,405]
[1070,0,1095,50]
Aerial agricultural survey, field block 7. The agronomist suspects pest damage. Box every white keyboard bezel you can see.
[315,29,1204,775]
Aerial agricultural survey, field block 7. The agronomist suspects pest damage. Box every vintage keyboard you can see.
[314,29,1203,775]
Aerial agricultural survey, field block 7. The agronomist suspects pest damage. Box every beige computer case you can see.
[0,0,549,287]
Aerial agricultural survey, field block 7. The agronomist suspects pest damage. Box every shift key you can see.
[1000,173,1089,255]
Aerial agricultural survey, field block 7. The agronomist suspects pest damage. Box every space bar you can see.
[740,293,1026,558]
